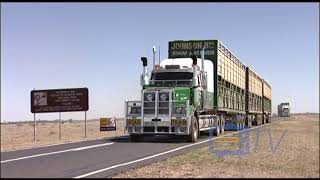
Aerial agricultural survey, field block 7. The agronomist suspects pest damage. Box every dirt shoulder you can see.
[113,115,319,178]
[1,119,125,152]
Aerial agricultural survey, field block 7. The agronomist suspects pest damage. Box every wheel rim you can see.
[221,117,224,133]
[193,121,197,139]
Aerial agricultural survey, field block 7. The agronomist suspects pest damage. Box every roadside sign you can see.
[100,117,116,131]
[31,88,88,113]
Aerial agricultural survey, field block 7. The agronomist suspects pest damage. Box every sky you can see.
[1,3,319,122]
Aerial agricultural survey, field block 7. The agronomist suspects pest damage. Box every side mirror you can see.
[141,57,147,66]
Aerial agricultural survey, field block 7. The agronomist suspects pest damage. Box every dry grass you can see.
[113,114,319,178]
[1,119,126,152]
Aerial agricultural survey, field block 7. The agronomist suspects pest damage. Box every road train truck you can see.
[125,40,272,142]
[278,103,290,117]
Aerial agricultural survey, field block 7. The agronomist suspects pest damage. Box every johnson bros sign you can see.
[168,40,216,60]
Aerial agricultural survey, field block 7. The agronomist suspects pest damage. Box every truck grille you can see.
[143,92,155,115]
[143,91,170,115]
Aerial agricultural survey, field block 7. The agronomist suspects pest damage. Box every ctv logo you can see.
[208,126,287,159]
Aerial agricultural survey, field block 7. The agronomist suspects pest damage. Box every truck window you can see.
[151,72,193,87]
[152,72,193,80]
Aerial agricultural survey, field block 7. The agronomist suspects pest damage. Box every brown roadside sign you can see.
[31,88,88,113]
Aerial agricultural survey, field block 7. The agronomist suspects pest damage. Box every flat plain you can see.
[1,119,125,152]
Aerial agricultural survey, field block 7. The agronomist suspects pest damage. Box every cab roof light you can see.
[155,64,161,69]
[165,65,180,69]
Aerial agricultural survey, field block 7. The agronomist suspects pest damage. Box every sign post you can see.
[114,117,116,138]
[31,87,89,140]
[59,112,61,140]
[34,113,36,142]
[85,111,87,138]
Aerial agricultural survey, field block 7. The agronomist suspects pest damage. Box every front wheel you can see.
[187,115,198,143]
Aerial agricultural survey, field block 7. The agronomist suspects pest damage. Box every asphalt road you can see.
[1,117,281,178]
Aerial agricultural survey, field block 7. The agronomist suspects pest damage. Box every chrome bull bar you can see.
[125,97,190,135]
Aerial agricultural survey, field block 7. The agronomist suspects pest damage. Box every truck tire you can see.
[246,115,252,128]
[187,115,198,143]
[220,115,225,134]
[236,118,240,131]
[215,117,220,136]
[130,134,142,142]
[267,115,271,123]
[238,116,243,131]
[242,117,245,130]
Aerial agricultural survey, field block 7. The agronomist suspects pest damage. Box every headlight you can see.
[147,94,153,101]
[175,107,186,114]
[130,107,141,114]
[144,93,154,101]
[159,93,168,101]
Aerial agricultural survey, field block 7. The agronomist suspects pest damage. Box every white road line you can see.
[72,143,115,151]
[74,119,284,178]
[1,135,128,153]
[1,142,114,164]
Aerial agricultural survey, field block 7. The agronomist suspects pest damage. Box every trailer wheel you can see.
[242,117,245,129]
[238,117,243,130]
[187,115,198,143]
[267,115,271,123]
[215,117,220,136]
[248,115,252,128]
[220,115,225,134]
[242,117,245,130]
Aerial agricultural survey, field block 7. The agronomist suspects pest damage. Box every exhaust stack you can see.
[140,57,149,86]
[153,46,156,68]
[191,55,198,87]
[200,48,206,109]
[201,47,205,72]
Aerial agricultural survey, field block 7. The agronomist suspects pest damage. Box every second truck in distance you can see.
[278,102,290,117]
[125,40,272,142]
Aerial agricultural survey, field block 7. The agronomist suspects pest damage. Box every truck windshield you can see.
[150,72,193,87]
